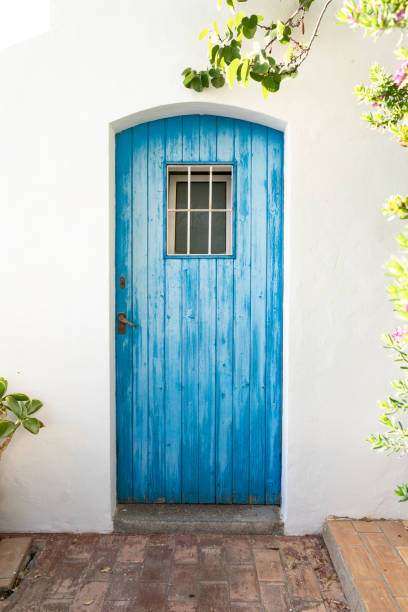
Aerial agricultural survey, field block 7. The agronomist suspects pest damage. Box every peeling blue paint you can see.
[116,115,283,504]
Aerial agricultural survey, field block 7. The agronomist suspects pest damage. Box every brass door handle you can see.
[117,313,137,334]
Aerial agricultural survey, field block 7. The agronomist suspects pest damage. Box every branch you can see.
[305,0,333,53]
[182,0,334,95]
[0,428,17,458]
[288,0,333,71]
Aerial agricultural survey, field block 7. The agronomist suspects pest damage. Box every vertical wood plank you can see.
[147,119,166,501]
[166,116,183,161]
[232,120,251,503]
[164,116,183,502]
[249,124,268,504]
[181,115,200,502]
[115,129,133,502]
[131,123,149,502]
[215,117,234,503]
[199,115,217,161]
[198,115,217,502]
[266,128,284,504]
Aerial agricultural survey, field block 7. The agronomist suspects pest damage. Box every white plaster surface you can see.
[0,0,407,534]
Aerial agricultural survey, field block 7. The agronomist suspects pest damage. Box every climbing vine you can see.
[182,0,333,98]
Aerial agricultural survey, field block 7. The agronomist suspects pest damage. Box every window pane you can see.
[176,181,188,209]
[175,212,188,253]
[168,165,232,257]
[212,182,227,209]
[190,212,209,254]
[191,182,209,209]
[211,212,226,253]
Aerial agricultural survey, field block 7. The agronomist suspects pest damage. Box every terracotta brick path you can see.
[325,519,408,611]
[0,533,349,611]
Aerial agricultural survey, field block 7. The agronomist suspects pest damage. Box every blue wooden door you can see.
[116,115,283,504]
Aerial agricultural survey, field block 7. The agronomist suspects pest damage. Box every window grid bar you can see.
[208,166,213,255]
[168,209,228,213]
[187,166,191,255]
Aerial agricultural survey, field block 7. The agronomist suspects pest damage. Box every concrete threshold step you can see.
[114,504,283,535]
[323,517,408,612]
[0,537,32,593]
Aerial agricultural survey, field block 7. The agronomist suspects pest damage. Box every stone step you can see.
[323,517,408,612]
[0,537,32,593]
[114,504,283,535]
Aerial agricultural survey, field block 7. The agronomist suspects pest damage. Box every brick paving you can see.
[324,518,408,611]
[0,533,349,611]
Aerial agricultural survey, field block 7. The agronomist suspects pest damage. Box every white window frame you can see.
[167,165,233,256]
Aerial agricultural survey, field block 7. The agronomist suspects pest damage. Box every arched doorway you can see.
[115,114,283,505]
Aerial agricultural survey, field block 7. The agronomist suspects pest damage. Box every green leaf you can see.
[211,44,220,64]
[241,58,250,86]
[252,61,269,75]
[200,71,210,88]
[223,46,232,64]
[277,21,285,36]
[226,17,235,31]
[228,58,240,87]
[9,393,29,401]
[183,71,196,87]
[0,420,17,439]
[242,15,258,38]
[396,47,408,60]
[243,25,257,38]
[5,396,23,419]
[262,73,281,92]
[22,418,44,435]
[199,28,209,41]
[0,380,6,399]
[395,483,408,502]
[211,75,226,88]
[27,399,43,415]
[208,38,213,58]
[261,82,270,100]
[250,71,264,82]
[191,76,203,92]
[379,415,392,427]
[181,67,192,76]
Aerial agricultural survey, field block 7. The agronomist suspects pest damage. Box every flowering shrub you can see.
[338,0,407,32]
[0,377,44,458]
[338,1,408,147]
[340,0,408,501]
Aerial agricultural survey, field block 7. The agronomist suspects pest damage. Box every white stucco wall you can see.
[0,0,406,534]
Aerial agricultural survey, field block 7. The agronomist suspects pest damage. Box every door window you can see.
[167,165,233,256]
